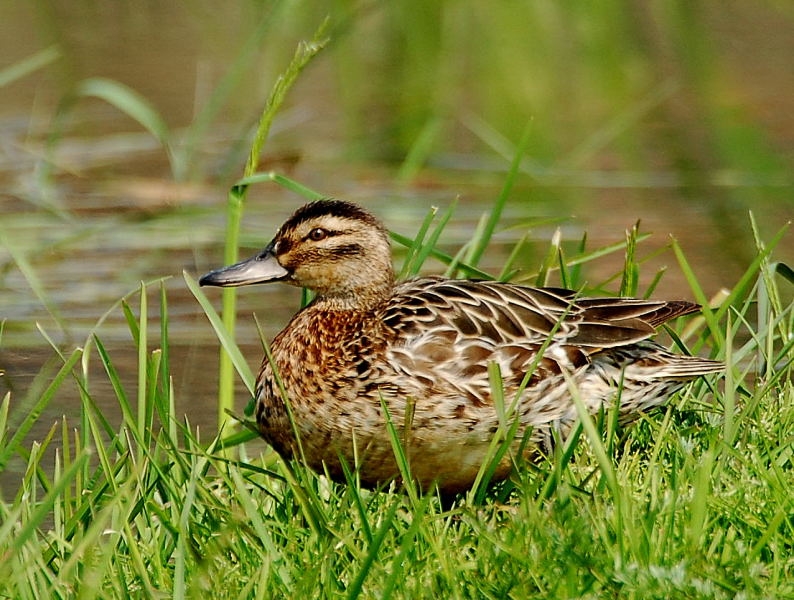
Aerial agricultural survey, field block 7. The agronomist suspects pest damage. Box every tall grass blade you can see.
[173,465,200,600]
[136,282,149,460]
[535,228,562,287]
[390,231,492,280]
[0,348,82,471]
[470,363,524,505]
[217,21,330,430]
[398,206,438,278]
[3,448,90,561]
[185,271,255,392]
[619,221,640,297]
[159,283,171,423]
[565,371,618,496]
[0,45,60,87]
[398,115,443,182]
[235,172,325,200]
[0,392,9,446]
[72,78,170,144]
[346,499,402,600]
[245,21,329,180]
[0,226,69,339]
[405,202,457,276]
[497,232,529,281]
[380,395,418,505]
[687,448,715,554]
[466,122,533,267]
[229,469,291,588]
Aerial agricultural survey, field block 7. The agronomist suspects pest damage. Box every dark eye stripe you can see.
[331,243,363,257]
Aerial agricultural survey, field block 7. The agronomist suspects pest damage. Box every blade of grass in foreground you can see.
[346,498,403,600]
[0,447,90,565]
[469,364,524,505]
[184,271,255,393]
[402,202,459,277]
[234,171,325,200]
[230,468,292,587]
[535,228,562,287]
[397,115,444,182]
[135,282,149,462]
[216,22,329,431]
[466,122,534,268]
[390,231,492,280]
[619,222,640,297]
[565,370,623,553]
[398,205,438,278]
[380,394,419,506]
[0,393,9,446]
[0,348,82,471]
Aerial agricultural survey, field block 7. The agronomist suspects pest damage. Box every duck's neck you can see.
[311,277,394,312]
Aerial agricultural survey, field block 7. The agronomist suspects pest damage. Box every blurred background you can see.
[1,1,792,433]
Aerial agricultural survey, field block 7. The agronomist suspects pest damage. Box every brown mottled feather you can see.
[200,200,722,494]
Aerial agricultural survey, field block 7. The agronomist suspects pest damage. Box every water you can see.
[1,2,792,489]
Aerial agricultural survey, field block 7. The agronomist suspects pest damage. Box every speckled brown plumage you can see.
[200,199,722,493]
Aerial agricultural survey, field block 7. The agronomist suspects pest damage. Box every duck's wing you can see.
[381,278,703,407]
[384,278,699,349]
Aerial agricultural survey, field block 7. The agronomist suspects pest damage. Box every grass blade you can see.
[66,77,170,146]
[466,122,533,267]
[0,45,60,87]
[184,270,255,393]
[216,21,330,430]
[0,348,82,471]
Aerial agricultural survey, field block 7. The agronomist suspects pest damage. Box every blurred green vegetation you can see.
[6,0,790,178]
[3,1,787,262]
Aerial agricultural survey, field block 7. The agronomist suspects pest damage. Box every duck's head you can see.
[199,200,394,308]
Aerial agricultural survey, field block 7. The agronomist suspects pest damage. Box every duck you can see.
[200,199,722,494]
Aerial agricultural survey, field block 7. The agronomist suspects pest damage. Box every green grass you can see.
[1,188,792,597]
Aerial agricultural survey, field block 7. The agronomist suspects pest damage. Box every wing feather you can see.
[382,277,707,408]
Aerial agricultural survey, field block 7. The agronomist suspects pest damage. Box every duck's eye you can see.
[307,228,328,241]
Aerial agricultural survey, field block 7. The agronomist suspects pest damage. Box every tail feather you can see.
[590,341,724,380]
[624,345,724,379]
[650,356,724,379]
[577,298,701,329]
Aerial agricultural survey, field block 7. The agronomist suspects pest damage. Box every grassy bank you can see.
[1,198,792,597]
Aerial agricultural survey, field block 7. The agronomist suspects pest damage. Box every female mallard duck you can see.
[200,200,721,493]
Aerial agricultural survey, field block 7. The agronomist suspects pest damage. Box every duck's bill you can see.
[199,246,289,287]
